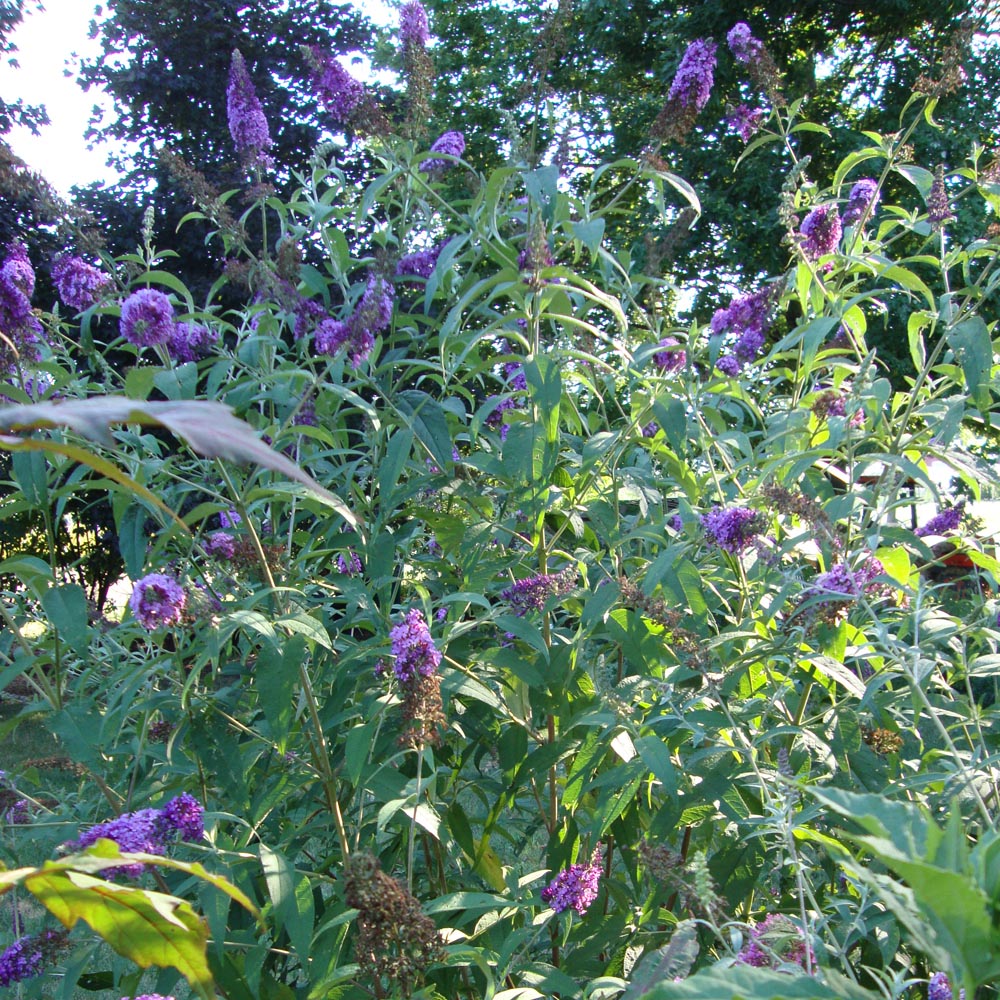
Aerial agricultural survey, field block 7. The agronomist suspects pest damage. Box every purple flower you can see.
[70,807,167,878]
[916,502,964,537]
[0,930,67,987]
[652,336,686,371]
[421,130,466,172]
[129,573,187,630]
[726,103,765,142]
[701,506,765,553]
[315,273,393,367]
[168,321,217,363]
[400,1,429,48]
[390,609,441,683]
[0,241,44,371]
[842,178,879,226]
[309,47,366,125]
[159,793,204,842]
[800,205,842,259]
[501,566,576,616]
[727,23,764,64]
[51,255,111,311]
[710,285,776,367]
[205,532,236,559]
[668,513,683,531]
[928,165,954,229]
[518,241,554,273]
[668,39,717,112]
[219,509,241,529]
[715,355,740,376]
[812,389,865,428]
[126,995,176,1000]
[336,550,363,575]
[800,557,890,617]
[736,914,812,970]
[120,288,175,347]
[396,241,448,279]
[541,847,602,914]
[928,972,961,1000]
[227,49,272,162]
[641,421,659,438]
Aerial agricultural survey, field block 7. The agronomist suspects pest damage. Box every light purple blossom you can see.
[727,23,764,64]
[51,255,111,311]
[710,286,776,366]
[541,847,602,915]
[390,609,442,683]
[727,104,765,142]
[129,573,187,630]
[0,241,44,370]
[400,1,429,48]
[310,47,365,125]
[653,336,686,371]
[667,39,717,112]
[159,792,204,842]
[315,273,393,367]
[120,288,175,347]
[336,550,363,575]
[421,130,466,172]
[70,807,167,878]
[205,531,236,559]
[800,205,842,259]
[219,509,241,529]
[227,49,272,161]
[916,502,964,537]
[842,178,879,226]
[701,506,765,553]
[928,972,964,1000]
[736,913,813,970]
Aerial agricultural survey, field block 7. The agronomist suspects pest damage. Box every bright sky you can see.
[4,0,120,195]
[3,0,398,197]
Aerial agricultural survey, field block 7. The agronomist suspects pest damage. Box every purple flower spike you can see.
[129,573,187,630]
[52,255,111,311]
[390,609,442,683]
[800,205,842,259]
[168,321,218,363]
[120,288,175,347]
[310,46,366,125]
[400,1,429,48]
[0,930,68,987]
[542,847,602,915]
[421,130,465,172]
[227,49,272,162]
[668,39,717,112]
[916,502,964,537]
[843,178,879,226]
[653,336,686,372]
[727,104,765,142]
[727,23,764,64]
[159,792,204,842]
[701,506,765,553]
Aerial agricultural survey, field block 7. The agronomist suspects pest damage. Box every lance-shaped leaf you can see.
[0,396,362,535]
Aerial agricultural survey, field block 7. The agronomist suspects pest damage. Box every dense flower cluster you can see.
[336,549,363,575]
[219,509,241,529]
[541,847,602,914]
[842,178,879,226]
[129,573,187,630]
[701,506,766,553]
[736,913,813,969]
[120,288,175,348]
[800,204,842,259]
[315,273,393,367]
[727,23,764,64]
[797,557,890,624]
[227,49,272,163]
[668,39,717,111]
[399,1,429,48]
[811,389,865,428]
[916,502,964,537]
[68,794,204,879]
[309,46,366,125]
[928,164,954,229]
[396,240,449,279]
[169,321,218,363]
[653,336,686,372]
[0,930,68,987]
[51,255,111,311]
[928,971,964,1000]
[726,103,765,142]
[710,285,777,372]
[501,565,576,615]
[421,130,465,172]
[390,609,441,683]
[0,241,44,371]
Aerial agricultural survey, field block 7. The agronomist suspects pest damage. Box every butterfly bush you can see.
[120,288,175,347]
[129,573,187,630]
[51,255,111,311]
[227,49,273,164]
[541,848,602,915]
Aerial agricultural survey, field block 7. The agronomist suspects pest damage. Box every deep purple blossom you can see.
[396,241,448,279]
[928,972,963,1000]
[668,39,717,112]
[227,49,272,161]
[421,130,466,172]
[0,930,67,987]
[205,532,236,559]
[710,286,776,364]
[736,914,813,970]
[129,573,187,630]
[800,557,889,618]
[219,509,241,529]
[641,421,659,438]
[701,506,765,553]
[518,240,554,273]
[727,23,764,64]
[159,793,204,842]
[842,178,879,226]
[800,205,842,259]
[541,848,602,915]
[715,355,740,376]
[390,609,441,683]
[916,502,964,537]
[120,289,175,347]
[315,274,393,367]
[310,47,365,125]
[336,550,363,575]
[168,322,218,363]
[0,241,44,370]
[70,807,167,878]
[400,1,429,47]
[126,995,176,1000]
[727,103,765,142]
[501,566,576,616]
[51,255,111,311]
[653,336,686,372]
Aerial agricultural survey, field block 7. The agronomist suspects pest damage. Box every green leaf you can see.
[255,634,302,745]
[41,583,90,656]
[641,965,879,1000]
[947,317,992,412]
[394,389,453,473]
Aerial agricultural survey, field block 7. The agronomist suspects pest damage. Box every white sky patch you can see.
[3,0,121,196]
